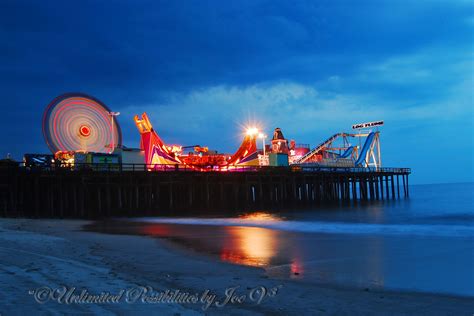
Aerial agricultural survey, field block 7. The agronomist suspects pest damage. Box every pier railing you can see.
[5,162,411,174]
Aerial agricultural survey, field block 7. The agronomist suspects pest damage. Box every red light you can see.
[79,125,91,137]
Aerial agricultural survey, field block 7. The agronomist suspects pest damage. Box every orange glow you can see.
[220,226,278,266]
[238,212,282,222]
[194,146,208,153]
[166,145,182,153]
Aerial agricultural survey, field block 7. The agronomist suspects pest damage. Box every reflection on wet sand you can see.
[220,226,277,266]
[219,212,281,266]
[86,216,388,289]
[84,201,474,296]
[139,220,307,279]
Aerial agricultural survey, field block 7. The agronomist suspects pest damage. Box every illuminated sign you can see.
[352,120,384,129]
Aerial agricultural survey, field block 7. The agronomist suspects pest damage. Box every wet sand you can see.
[84,219,474,297]
[0,219,473,315]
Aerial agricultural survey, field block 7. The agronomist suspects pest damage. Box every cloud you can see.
[116,44,473,184]
[0,1,472,183]
[121,43,472,140]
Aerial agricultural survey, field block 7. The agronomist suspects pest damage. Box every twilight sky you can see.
[0,0,472,184]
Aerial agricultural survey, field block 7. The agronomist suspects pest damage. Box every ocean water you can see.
[87,183,474,297]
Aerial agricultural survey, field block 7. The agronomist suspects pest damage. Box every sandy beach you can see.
[0,218,473,315]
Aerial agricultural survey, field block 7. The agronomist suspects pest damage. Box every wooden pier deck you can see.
[0,164,411,218]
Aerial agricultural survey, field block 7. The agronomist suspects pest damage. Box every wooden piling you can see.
[0,165,410,217]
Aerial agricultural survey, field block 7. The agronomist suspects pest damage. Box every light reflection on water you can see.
[85,217,474,296]
[220,226,277,266]
[136,216,387,286]
[85,182,474,297]
[136,220,389,289]
[237,212,284,222]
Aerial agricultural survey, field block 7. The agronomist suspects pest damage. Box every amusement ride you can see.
[35,93,383,171]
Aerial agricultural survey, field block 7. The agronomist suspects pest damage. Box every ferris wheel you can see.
[42,93,122,154]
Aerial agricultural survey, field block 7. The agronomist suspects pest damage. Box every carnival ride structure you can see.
[294,131,381,169]
[134,113,260,170]
[40,93,382,171]
[42,93,122,157]
[133,112,382,170]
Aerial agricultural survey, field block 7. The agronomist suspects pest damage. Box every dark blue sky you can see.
[0,0,472,184]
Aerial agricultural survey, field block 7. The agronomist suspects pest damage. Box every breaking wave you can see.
[133,217,474,238]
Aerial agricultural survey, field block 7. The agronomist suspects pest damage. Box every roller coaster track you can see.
[294,133,349,164]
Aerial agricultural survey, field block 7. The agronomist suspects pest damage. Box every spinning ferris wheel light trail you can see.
[42,93,122,154]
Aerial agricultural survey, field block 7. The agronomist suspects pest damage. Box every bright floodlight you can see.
[246,127,259,136]
[258,133,266,139]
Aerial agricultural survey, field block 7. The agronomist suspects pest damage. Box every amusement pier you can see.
[0,93,410,217]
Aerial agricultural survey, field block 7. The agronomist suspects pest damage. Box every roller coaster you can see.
[294,131,381,169]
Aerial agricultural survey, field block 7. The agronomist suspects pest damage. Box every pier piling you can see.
[0,164,411,218]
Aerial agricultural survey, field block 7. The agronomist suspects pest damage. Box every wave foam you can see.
[131,217,474,238]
